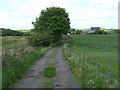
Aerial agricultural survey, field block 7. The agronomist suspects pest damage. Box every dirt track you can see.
[13,46,79,88]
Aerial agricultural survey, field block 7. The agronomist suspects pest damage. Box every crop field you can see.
[63,33,118,88]
[2,36,50,88]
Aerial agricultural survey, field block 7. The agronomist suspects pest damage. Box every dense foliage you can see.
[94,29,107,34]
[32,7,70,43]
[114,29,120,33]
[2,36,50,88]
[76,30,81,34]
[28,31,53,46]
[69,28,76,32]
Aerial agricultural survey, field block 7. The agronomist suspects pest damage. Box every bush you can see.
[114,29,120,33]
[76,30,81,34]
[28,31,53,46]
[94,29,107,34]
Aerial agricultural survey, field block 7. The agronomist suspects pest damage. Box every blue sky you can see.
[0,0,119,30]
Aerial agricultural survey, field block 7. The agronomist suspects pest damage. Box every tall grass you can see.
[63,33,118,88]
[2,36,50,88]
[69,34,118,79]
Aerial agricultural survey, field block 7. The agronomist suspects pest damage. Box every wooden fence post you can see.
[81,52,85,86]
[88,56,91,61]
[88,56,91,70]
[96,61,99,78]
[107,61,111,88]
[82,52,85,70]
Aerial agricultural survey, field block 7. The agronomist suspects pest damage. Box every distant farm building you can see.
[91,27,100,31]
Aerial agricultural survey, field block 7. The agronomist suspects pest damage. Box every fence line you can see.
[66,46,117,87]
[96,61,99,79]
[107,62,111,88]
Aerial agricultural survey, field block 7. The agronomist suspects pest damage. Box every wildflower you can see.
[89,80,92,82]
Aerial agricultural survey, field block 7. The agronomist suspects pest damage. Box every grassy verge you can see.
[63,44,118,88]
[69,34,118,79]
[63,33,118,88]
[3,51,40,88]
[2,36,50,88]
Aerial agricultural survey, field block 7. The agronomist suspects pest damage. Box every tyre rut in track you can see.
[13,46,79,88]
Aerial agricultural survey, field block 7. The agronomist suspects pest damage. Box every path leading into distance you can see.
[13,46,79,88]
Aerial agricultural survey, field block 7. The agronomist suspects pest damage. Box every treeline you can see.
[68,28,120,34]
[0,28,30,36]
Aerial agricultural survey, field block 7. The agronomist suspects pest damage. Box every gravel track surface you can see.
[13,46,79,88]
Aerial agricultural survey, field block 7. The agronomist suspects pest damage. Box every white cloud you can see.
[0,0,71,29]
[91,0,119,7]
[69,0,119,29]
[0,0,119,29]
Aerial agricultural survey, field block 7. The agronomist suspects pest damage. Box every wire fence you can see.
[64,44,118,88]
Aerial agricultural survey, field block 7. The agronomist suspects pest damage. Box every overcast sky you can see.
[0,0,119,30]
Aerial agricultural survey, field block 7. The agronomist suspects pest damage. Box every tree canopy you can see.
[32,7,70,43]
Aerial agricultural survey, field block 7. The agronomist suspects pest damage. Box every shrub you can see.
[114,29,120,33]
[28,31,53,46]
[94,29,107,34]
[76,30,81,34]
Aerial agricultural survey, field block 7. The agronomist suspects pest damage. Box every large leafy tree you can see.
[32,7,70,43]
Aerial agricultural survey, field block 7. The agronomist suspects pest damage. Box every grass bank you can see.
[2,36,50,88]
[63,33,118,88]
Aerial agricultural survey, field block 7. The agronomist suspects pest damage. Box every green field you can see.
[63,33,118,88]
[2,33,119,88]
[70,34,118,77]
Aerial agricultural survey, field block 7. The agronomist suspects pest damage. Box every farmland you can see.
[63,33,118,88]
[1,2,119,88]
[1,29,119,88]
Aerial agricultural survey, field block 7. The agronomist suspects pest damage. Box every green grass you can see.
[42,47,57,88]
[43,81,53,88]
[2,36,27,47]
[43,47,56,78]
[2,36,50,88]
[2,52,40,88]
[44,66,56,78]
[49,47,59,59]
[48,63,55,66]
[70,34,118,78]
[63,33,118,88]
